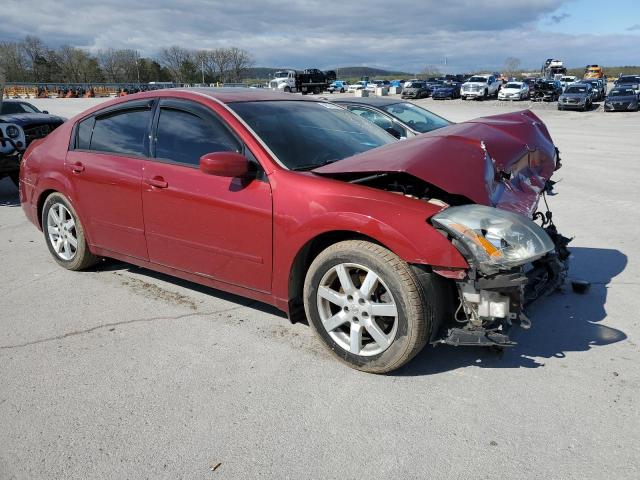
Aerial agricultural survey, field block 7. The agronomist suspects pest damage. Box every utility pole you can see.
[201,59,205,85]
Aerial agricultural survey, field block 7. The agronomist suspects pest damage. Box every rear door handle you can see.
[145,176,168,189]
[68,162,85,173]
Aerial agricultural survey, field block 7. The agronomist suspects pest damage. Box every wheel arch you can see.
[286,230,393,323]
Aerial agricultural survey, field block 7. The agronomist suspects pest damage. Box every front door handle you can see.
[68,162,85,173]
[145,176,168,189]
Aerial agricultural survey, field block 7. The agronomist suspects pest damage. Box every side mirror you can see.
[42,110,49,114]
[200,151,251,178]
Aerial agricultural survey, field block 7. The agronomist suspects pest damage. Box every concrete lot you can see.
[1,94,639,479]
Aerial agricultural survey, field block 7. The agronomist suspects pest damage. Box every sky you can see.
[1,0,639,73]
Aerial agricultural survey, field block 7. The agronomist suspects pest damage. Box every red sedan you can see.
[19,89,567,373]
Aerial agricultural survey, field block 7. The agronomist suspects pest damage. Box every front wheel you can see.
[340,88,345,93]
[42,192,98,270]
[303,240,435,373]
[284,86,291,93]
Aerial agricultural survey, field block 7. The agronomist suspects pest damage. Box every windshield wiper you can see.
[291,159,338,171]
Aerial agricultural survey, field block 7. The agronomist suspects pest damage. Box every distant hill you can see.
[244,66,414,80]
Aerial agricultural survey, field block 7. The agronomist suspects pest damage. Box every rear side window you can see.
[154,107,240,166]
[76,117,94,150]
[90,108,151,156]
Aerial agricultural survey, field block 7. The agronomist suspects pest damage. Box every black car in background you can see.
[614,75,640,96]
[531,79,562,101]
[0,100,65,147]
[432,82,462,99]
[401,81,430,99]
[604,87,639,112]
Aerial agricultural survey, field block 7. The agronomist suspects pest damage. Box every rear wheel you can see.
[42,192,98,270]
[303,240,436,373]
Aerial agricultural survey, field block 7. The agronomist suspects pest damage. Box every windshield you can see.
[468,76,487,83]
[561,77,574,82]
[505,83,522,89]
[274,71,289,78]
[609,89,635,97]
[617,76,640,84]
[229,101,395,170]
[407,82,425,88]
[380,102,451,133]
[565,86,587,94]
[1,102,40,114]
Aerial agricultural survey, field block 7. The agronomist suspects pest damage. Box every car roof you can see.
[176,87,319,103]
[331,97,403,107]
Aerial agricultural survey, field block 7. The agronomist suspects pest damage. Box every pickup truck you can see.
[460,74,501,100]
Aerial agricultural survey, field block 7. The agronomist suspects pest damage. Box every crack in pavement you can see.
[0,302,258,351]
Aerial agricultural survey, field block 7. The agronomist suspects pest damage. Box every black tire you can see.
[557,105,563,110]
[284,86,291,93]
[42,192,98,271]
[483,89,488,100]
[9,172,19,187]
[313,86,321,95]
[303,240,436,373]
[340,88,345,93]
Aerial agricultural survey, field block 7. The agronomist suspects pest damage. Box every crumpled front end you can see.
[430,204,571,348]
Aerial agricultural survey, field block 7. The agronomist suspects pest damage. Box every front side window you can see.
[229,100,394,170]
[154,106,240,166]
[90,108,151,156]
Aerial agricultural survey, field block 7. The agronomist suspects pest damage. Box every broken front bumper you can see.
[436,223,571,348]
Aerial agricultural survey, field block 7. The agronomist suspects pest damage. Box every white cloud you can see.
[2,0,638,71]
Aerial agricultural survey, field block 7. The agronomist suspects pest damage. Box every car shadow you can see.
[90,259,287,319]
[394,246,628,376]
[0,177,20,206]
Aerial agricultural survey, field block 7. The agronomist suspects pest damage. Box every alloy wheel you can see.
[316,263,398,356]
[47,203,78,261]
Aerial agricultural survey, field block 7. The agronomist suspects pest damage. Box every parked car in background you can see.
[604,87,639,112]
[0,121,26,186]
[614,75,640,96]
[531,79,562,101]
[581,78,606,101]
[19,88,566,373]
[401,81,430,99]
[498,81,529,101]
[0,99,65,147]
[333,97,451,138]
[347,81,367,92]
[560,76,577,90]
[327,80,349,93]
[557,83,593,111]
[366,80,390,92]
[461,75,501,100]
[431,82,462,99]
[403,78,419,88]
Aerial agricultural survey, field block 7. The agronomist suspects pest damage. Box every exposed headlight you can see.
[431,205,555,274]
[5,125,20,138]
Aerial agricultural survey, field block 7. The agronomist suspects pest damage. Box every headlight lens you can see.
[432,205,555,274]
[6,125,20,138]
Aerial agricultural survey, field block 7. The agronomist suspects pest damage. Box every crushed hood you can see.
[314,110,558,217]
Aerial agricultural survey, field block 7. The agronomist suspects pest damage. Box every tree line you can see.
[0,36,253,84]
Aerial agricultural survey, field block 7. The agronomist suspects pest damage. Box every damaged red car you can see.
[19,89,568,373]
